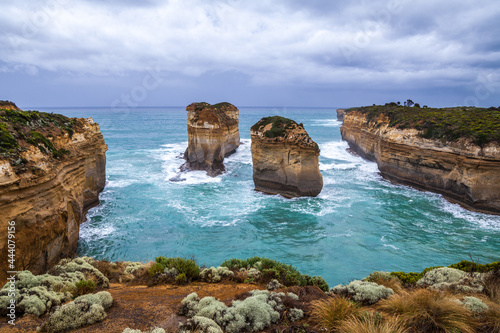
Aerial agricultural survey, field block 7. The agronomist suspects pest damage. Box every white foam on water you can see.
[224,139,252,165]
[439,198,500,230]
[310,119,342,127]
[79,223,116,240]
[381,236,399,250]
[155,141,223,184]
[106,179,135,188]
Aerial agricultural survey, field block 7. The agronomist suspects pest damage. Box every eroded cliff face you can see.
[251,116,323,198]
[341,110,500,214]
[336,109,345,121]
[0,113,107,281]
[183,102,240,176]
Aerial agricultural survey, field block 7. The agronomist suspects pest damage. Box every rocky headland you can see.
[0,102,107,281]
[336,108,345,121]
[340,104,500,214]
[251,116,323,198]
[182,102,240,177]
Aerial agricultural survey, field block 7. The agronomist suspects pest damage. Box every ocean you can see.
[40,106,500,286]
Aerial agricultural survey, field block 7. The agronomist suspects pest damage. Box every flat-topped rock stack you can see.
[251,116,323,198]
[182,102,240,177]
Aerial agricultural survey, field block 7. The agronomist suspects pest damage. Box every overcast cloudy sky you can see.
[1,0,499,108]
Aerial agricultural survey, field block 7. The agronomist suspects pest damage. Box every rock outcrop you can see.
[336,109,345,121]
[251,116,323,198]
[0,106,107,281]
[341,110,500,214]
[182,102,240,177]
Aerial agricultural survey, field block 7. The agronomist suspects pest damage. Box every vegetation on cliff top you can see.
[0,107,76,160]
[348,104,500,146]
[251,116,299,138]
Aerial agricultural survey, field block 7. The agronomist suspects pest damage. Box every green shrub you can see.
[221,256,328,290]
[73,279,96,297]
[200,266,234,283]
[449,260,500,273]
[155,256,200,280]
[148,263,165,277]
[176,273,187,285]
[251,116,296,138]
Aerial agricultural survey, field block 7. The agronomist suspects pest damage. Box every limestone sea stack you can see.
[183,102,240,177]
[0,102,107,281]
[251,116,323,197]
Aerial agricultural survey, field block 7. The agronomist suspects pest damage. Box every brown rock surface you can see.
[341,110,500,214]
[182,102,240,176]
[251,116,323,198]
[0,111,107,281]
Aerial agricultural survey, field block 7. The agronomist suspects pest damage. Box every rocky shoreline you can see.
[339,106,500,215]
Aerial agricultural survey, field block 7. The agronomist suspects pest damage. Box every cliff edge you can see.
[251,116,323,198]
[340,105,500,214]
[0,105,107,281]
[182,102,240,177]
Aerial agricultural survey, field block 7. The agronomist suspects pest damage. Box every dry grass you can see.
[484,269,500,303]
[371,277,404,294]
[378,289,476,333]
[310,296,362,331]
[338,314,408,333]
[476,301,500,333]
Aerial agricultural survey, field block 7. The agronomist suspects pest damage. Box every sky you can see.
[1,0,499,108]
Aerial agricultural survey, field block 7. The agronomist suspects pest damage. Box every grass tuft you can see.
[310,296,361,331]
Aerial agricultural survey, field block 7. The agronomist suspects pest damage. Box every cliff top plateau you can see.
[346,104,500,147]
[251,116,319,151]
[1,256,498,333]
[0,106,90,173]
[186,102,238,127]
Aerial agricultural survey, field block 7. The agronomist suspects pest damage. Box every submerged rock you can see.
[182,102,240,177]
[250,116,323,198]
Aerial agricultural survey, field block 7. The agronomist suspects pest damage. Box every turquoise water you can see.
[42,107,500,286]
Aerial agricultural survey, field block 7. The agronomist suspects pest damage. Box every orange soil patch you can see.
[0,282,263,333]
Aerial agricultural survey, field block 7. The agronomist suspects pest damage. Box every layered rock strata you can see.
[341,110,500,214]
[251,116,323,198]
[183,102,240,176]
[0,107,107,281]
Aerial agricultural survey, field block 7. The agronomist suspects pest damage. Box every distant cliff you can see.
[251,116,323,198]
[183,102,240,177]
[0,106,107,280]
[340,105,500,214]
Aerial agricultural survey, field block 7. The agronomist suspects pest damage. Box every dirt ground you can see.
[0,282,264,333]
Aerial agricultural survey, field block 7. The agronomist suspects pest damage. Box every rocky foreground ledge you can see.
[0,101,107,281]
[0,256,498,332]
[339,104,500,215]
[182,102,240,177]
[251,116,323,198]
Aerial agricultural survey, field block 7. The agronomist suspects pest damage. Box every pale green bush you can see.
[462,296,489,313]
[0,271,74,317]
[417,267,485,292]
[180,289,290,333]
[179,315,223,333]
[267,279,283,291]
[331,280,394,304]
[200,266,234,283]
[122,327,166,333]
[247,268,261,280]
[123,262,145,275]
[287,308,304,322]
[40,291,112,332]
[52,257,109,288]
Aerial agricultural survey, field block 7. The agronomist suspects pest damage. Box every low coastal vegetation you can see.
[250,116,299,139]
[347,103,500,146]
[1,257,499,332]
[0,102,76,160]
